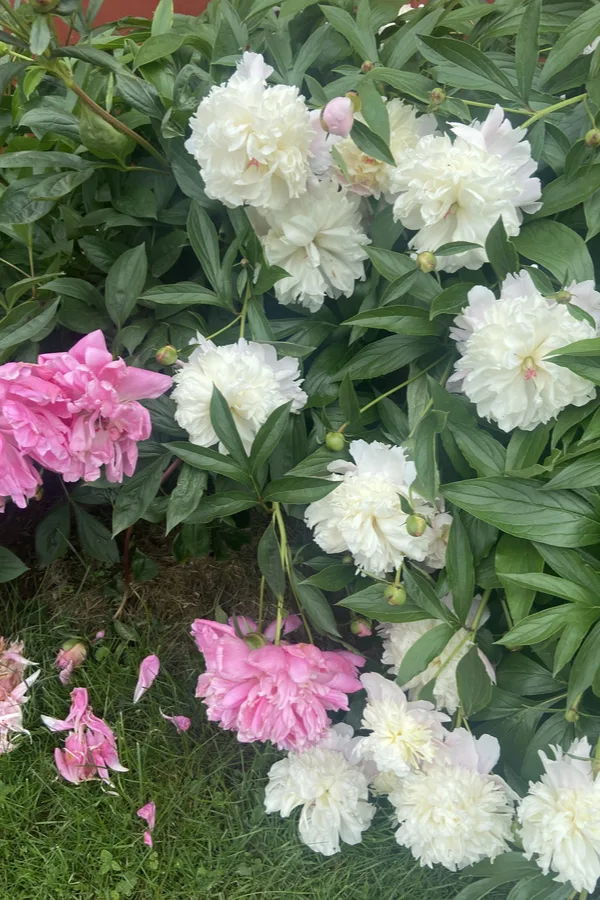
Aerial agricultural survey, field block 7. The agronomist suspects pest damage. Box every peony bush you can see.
[4,0,600,895]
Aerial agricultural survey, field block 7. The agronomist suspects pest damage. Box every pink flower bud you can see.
[350,618,372,638]
[133,654,160,704]
[321,96,354,137]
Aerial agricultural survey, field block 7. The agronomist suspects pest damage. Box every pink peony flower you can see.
[191,619,364,751]
[0,430,41,511]
[137,801,156,848]
[36,331,172,483]
[0,638,38,754]
[133,654,160,704]
[160,711,191,733]
[42,687,127,784]
[321,96,355,137]
[56,641,87,686]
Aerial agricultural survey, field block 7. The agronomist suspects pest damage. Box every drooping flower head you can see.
[390,729,515,870]
[334,99,437,198]
[260,180,370,312]
[518,737,600,894]
[42,687,128,784]
[391,106,541,272]
[185,52,313,209]
[264,724,375,855]
[172,335,306,453]
[190,619,364,751]
[356,673,449,778]
[305,440,442,577]
[0,638,38,754]
[449,270,596,432]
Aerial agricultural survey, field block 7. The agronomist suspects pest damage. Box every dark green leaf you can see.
[249,403,292,476]
[429,283,471,320]
[30,15,51,55]
[35,503,70,567]
[262,476,339,504]
[403,566,454,623]
[141,283,226,308]
[350,120,395,167]
[506,425,550,473]
[412,409,447,500]
[544,452,600,490]
[567,620,600,706]
[366,247,414,282]
[500,573,596,606]
[0,547,28,583]
[396,623,455,685]
[104,244,147,327]
[447,422,506,477]
[74,504,119,564]
[164,442,253,487]
[301,565,355,591]
[257,524,285,597]
[419,35,518,98]
[446,511,474,624]
[495,535,544,622]
[343,335,439,380]
[538,3,600,86]
[112,456,168,536]
[320,4,378,62]
[515,0,541,102]
[0,300,59,352]
[135,33,183,68]
[292,571,341,637]
[513,221,594,283]
[533,543,600,595]
[339,373,361,428]
[485,217,519,281]
[532,166,600,219]
[187,201,222,294]
[210,386,249,466]
[337,583,429,622]
[184,491,257,524]
[497,604,574,646]
[166,465,207,534]
[457,646,493,715]
[357,79,390,144]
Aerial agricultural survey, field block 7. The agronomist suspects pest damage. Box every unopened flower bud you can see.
[240,257,249,267]
[325,431,346,452]
[342,553,353,565]
[565,707,580,723]
[586,128,600,149]
[429,88,446,106]
[30,0,60,12]
[0,41,9,55]
[554,289,572,304]
[416,251,436,273]
[345,91,361,113]
[384,584,406,606]
[244,632,269,650]
[406,514,427,537]
[361,60,374,74]
[350,618,372,638]
[156,345,178,365]
[321,96,354,137]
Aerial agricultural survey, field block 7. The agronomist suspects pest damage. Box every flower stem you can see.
[522,93,587,128]
[205,315,242,341]
[257,575,265,633]
[470,589,491,633]
[272,504,288,645]
[461,99,527,115]
[358,356,447,416]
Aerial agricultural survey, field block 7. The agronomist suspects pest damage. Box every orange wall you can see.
[87,0,209,26]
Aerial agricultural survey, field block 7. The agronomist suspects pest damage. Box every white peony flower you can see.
[379,595,493,714]
[390,728,515,870]
[172,335,307,453]
[390,106,541,272]
[264,724,375,856]
[260,180,370,312]
[304,439,439,577]
[308,109,341,183]
[185,52,313,210]
[448,271,596,432]
[357,673,448,778]
[518,737,600,894]
[333,99,437,198]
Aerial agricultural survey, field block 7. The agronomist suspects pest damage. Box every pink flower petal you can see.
[133,655,160,704]
[143,830,153,848]
[137,801,156,830]
[160,712,191,733]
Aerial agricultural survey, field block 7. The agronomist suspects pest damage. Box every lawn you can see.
[1,549,505,900]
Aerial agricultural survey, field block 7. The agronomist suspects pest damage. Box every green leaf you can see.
[443,477,600,547]
[257,524,285,597]
[538,3,600,86]
[29,168,94,201]
[184,491,257,524]
[506,425,550,473]
[30,15,51,55]
[115,72,164,119]
[0,547,28,583]
[403,566,454,624]
[166,465,207,534]
[164,442,253,487]
[0,298,58,352]
[343,335,439,380]
[515,0,541,103]
[435,241,483,258]
[293,574,341,637]
[141,283,226,309]
[337,583,429,622]
[301,565,355,591]
[500,573,596,606]
[497,605,574,646]
[554,611,597,675]
[495,536,544,623]
[74,505,119,564]
[485,217,519,281]
[187,201,221,294]
[339,373,361,428]
[546,337,600,384]
[112,456,168,536]
[396,623,455,685]
[446,511,474,624]
[412,409,447,500]
[0,151,92,170]
[506,875,572,900]
[320,4,378,62]
[544,452,600,490]
[349,120,395,167]
[429,283,471,320]
[457,646,493,716]
[250,402,292,475]
[104,244,147,327]
[513,221,594,283]
[209,386,249,466]
[419,35,518,98]
[567,620,600,706]
[356,79,390,144]
[262,476,339,504]
[135,33,182,69]
[533,543,600,595]
[152,0,173,35]
[382,8,443,71]
[532,166,600,219]
[366,247,415,282]
[0,178,55,224]
[447,422,506,477]
[35,503,70,567]
[344,306,439,336]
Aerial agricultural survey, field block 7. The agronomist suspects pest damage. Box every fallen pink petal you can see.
[133,655,160,704]
[160,712,191,733]
[137,801,156,830]
[55,641,87,686]
[143,830,153,848]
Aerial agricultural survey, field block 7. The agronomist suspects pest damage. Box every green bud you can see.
[361,60,375,73]
[384,584,406,606]
[429,88,446,106]
[342,554,353,565]
[416,251,437,274]
[345,90,361,113]
[554,289,572,304]
[325,431,346,452]
[156,345,178,365]
[0,41,9,55]
[406,514,427,537]
[565,707,580,723]
[585,128,600,149]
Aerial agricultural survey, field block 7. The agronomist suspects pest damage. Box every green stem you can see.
[257,576,265,633]
[239,291,249,339]
[427,589,491,687]
[272,503,288,645]
[27,226,36,299]
[579,891,588,900]
[0,0,28,40]
[407,357,454,439]
[359,356,446,417]
[470,589,491,633]
[523,93,587,128]
[461,99,527,115]
[205,315,241,341]
[0,257,29,279]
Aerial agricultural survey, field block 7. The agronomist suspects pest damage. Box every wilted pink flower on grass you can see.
[0,638,38,754]
[133,654,160,704]
[191,618,364,751]
[160,712,191,733]
[42,687,127,784]
[55,640,87,686]
[137,801,156,848]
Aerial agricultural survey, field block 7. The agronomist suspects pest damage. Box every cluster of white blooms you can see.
[304,440,452,577]
[449,270,597,432]
[391,105,542,272]
[172,335,307,453]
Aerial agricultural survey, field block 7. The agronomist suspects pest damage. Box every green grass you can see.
[0,594,504,900]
